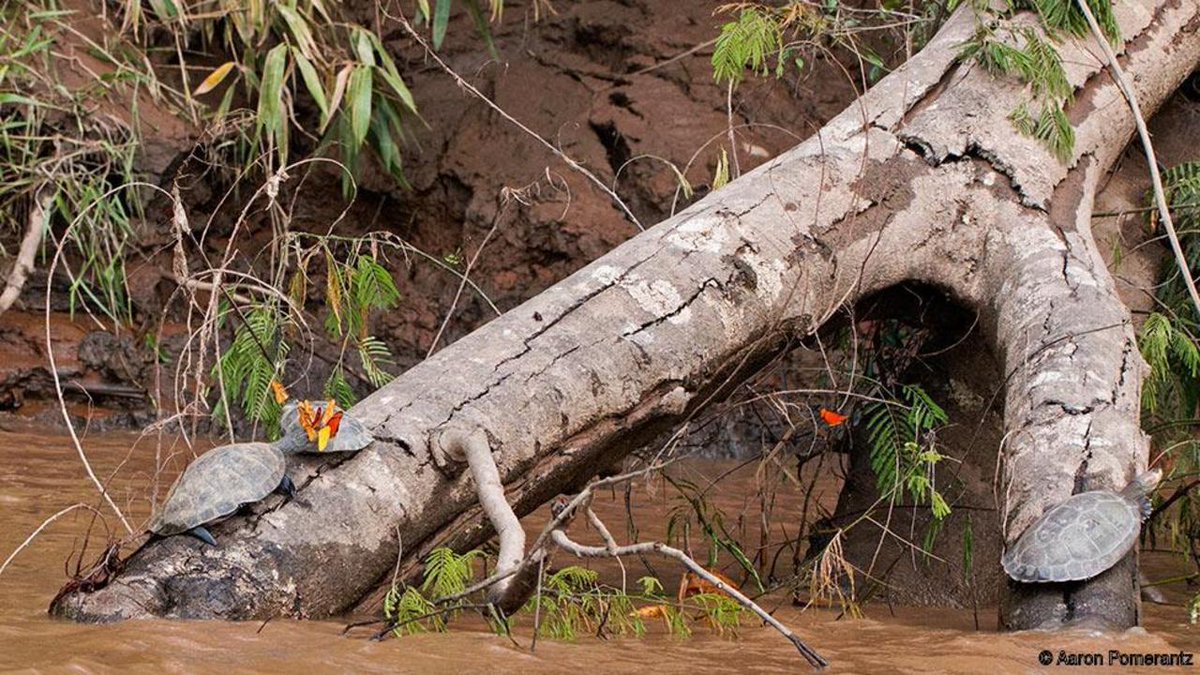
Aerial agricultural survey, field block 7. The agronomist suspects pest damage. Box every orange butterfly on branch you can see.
[819,408,849,427]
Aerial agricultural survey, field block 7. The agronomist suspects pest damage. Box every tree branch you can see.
[0,190,51,315]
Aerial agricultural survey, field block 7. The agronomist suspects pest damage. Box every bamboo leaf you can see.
[323,63,354,134]
[348,65,373,149]
[292,48,328,123]
[256,43,288,138]
[276,4,317,61]
[433,0,451,50]
[194,61,237,96]
[364,32,418,112]
[352,29,376,67]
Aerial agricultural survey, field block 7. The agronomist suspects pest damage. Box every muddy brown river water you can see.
[1,426,1196,673]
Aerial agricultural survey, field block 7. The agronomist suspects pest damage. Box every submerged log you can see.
[51,0,1200,630]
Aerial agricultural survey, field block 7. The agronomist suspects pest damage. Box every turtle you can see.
[150,389,374,545]
[148,401,311,546]
[272,381,373,453]
[1002,468,1162,583]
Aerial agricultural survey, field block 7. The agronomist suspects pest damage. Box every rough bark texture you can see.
[51,0,1200,626]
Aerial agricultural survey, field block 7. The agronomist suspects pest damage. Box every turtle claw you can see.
[276,474,297,498]
[190,526,217,546]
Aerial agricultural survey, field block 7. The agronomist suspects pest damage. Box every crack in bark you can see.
[622,277,720,338]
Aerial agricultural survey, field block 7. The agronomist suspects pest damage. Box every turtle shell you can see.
[149,442,285,536]
[1002,489,1142,583]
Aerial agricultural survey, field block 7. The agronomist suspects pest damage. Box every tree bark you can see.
[51,0,1200,626]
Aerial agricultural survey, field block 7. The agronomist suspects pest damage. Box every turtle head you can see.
[1122,467,1163,499]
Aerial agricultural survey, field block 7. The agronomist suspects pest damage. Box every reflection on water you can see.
[0,426,1196,672]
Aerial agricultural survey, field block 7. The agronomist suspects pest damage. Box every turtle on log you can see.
[149,396,373,545]
[1002,468,1162,583]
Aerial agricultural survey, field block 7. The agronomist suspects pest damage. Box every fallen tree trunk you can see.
[52,0,1200,629]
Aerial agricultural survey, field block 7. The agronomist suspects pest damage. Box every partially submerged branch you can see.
[442,427,544,612]
[551,512,828,670]
[453,426,827,668]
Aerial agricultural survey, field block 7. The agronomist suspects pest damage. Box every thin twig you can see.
[0,504,105,578]
[426,204,505,358]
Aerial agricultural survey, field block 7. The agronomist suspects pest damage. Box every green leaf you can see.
[365,32,418,113]
[433,0,451,50]
[292,48,329,123]
[712,8,782,85]
[256,43,290,163]
[276,4,317,61]
[348,65,373,150]
[464,0,499,60]
[352,28,377,66]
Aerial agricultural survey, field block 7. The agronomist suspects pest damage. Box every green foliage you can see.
[960,0,1120,161]
[689,593,744,636]
[1017,0,1119,43]
[959,21,1075,161]
[1141,163,1200,419]
[420,547,484,599]
[380,550,741,643]
[1141,312,1200,415]
[712,8,784,85]
[522,566,614,640]
[1149,163,1200,328]
[0,4,149,324]
[212,245,400,424]
[382,547,484,636]
[383,585,443,635]
[1138,162,1200,613]
[864,384,952,520]
[212,305,289,433]
[124,0,420,192]
[664,477,764,592]
[317,247,401,405]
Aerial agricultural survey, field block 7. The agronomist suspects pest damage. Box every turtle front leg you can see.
[189,527,217,546]
[276,474,296,498]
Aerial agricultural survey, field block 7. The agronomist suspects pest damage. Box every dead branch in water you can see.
[443,426,829,669]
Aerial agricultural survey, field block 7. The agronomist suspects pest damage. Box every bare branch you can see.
[0,190,51,315]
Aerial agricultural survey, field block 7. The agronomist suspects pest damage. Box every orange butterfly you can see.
[819,408,849,427]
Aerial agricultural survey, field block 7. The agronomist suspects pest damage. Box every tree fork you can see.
[51,0,1200,626]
